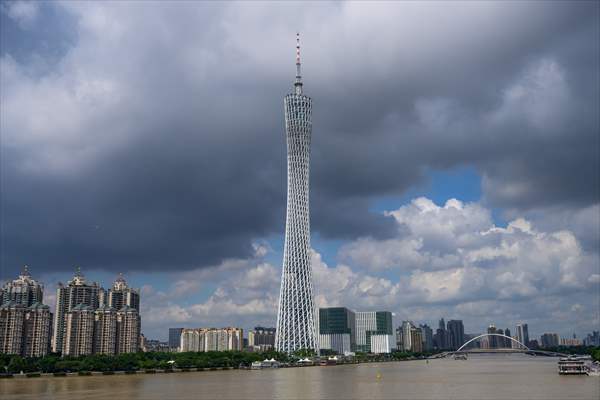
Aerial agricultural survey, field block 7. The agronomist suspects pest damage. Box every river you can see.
[1,354,598,399]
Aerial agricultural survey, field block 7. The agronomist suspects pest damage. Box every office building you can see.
[504,328,512,348]
[434,318,447,350]
[487,324,499,349]
[355,311,393,353]
[447,320,464,351]
[318,308,355,354]
[169,328,184,349]
[515,323,529,348]
[584,331,600,346]
[420,324,434,351]
[275,34,317,353]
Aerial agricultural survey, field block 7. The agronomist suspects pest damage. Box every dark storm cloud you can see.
[1,1,598,276]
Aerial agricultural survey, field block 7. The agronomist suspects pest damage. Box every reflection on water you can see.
[1,354,598,400]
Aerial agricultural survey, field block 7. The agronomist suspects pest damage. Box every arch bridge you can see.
[437,333,567,358]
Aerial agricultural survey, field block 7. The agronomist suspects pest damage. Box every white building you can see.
[179,327,243,352]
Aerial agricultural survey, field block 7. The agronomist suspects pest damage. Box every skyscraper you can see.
[52,268,103,352]
[447,320,465,350]
[434,318,447,350]
[107,274,140,311]
[275,33,317,353]
[516,323,529,348]
[1,266,44,306]
[23,302,52,357]
[420,324,434,351]
[0,302,25,355]
[93,305,117,355]
[487,324,498,348]
[116,305,140,354]
[62,304,95,357]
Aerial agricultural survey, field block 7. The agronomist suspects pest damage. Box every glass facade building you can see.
[318,307,356,354]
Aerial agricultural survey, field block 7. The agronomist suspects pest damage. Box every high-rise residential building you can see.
[560,337,582,347]
[410,326,423,353]
[540,333,560,348]
[434,318,447,350]
[62,304,95,357]
[116,305,140,354]
[179,328,243,352]
[355,311,394,353]
[93,305,117,355]
[23,302,51,357]
[516,323,529,348]
[169,327,184,349]
[318,308,356,354]
[420,324,434,351]
[52,268,103,352]
[248,327,276,351]
[0,302,25,354]
[107,274,140,311]
[1,266,44,306]
[275,34,317,354]
[447,320,465,351]
[399,321,414,351]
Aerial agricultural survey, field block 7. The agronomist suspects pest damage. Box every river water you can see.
[1,354,598,400]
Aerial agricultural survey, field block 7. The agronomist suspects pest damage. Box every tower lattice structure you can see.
[275,34,317,353]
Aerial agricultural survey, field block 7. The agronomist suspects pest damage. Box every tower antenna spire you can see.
[294,32,303,95]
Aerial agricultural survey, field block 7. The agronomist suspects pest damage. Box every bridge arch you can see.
[455,333,529,352]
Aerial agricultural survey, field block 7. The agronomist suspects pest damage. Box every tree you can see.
[7,356,26,374]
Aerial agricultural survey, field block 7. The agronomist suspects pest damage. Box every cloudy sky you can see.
[1,1,598,341]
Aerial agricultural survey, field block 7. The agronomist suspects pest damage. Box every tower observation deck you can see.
[275,33,317,353]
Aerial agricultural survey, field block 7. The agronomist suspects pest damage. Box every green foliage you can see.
[0,350,291,374]
[293,348,316,358]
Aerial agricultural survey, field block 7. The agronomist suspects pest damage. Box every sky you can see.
[1,1,598,341]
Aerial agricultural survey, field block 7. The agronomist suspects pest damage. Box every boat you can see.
[453,354,468,360]
[558,356,589,375]
[250,361,263,370]
[587,362,600,376]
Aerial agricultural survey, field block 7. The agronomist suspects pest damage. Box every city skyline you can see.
[1,2,598,342]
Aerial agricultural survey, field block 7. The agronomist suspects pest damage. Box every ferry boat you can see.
[558,357,588,375]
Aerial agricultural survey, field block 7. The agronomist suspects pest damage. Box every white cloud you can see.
[3,1,39,28]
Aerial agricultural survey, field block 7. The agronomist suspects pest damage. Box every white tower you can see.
[275,34,317,353]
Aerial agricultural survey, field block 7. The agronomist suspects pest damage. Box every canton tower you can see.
[275,33,317,353]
